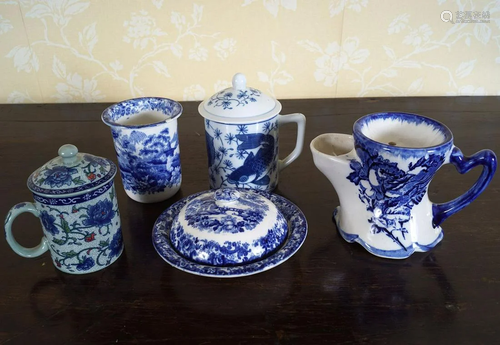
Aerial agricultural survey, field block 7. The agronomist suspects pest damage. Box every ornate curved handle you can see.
[4,202,49,258]
[433,147,497,226]
[277,113,306,171]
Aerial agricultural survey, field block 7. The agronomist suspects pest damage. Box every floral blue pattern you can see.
[183,191,270,234]
[108,230,123,259]
[170,220,286,266]
[102,97,182,125]
[39,186,123,273]
[82,199,115,228]
[112,127,181,195]
[40,210,59,235]
[76,256,95,271]
[28,153,115,196]
[205,118,279,191]
[207,88,261,110]
[170,222,252,266]
[347,146,445,251]
[214,188,239,202]
[152,191,307,277]
[42,166,79,188]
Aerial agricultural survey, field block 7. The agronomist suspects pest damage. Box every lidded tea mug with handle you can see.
[199,73,306,192]
[4,144,123,274]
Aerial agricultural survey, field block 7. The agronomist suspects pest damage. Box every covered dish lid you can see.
[198,73,282,124]
[27,144,117,197]
[169,188,288,266]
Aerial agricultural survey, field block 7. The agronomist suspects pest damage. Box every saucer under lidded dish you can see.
[169,188,288,266]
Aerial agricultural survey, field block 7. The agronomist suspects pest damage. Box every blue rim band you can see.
[353,112,454,155]
[102,97,183,129]
[33,180,113,205]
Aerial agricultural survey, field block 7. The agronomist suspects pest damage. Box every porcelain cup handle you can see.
[277,113,306,171]
[4,202,49,258]
[432,147,497,226]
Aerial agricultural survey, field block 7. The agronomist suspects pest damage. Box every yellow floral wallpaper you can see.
[0,0,498,103]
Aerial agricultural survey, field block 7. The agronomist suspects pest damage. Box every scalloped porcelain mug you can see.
[102,97,183,203]
[4,144,123,274]
[311,112,497,259]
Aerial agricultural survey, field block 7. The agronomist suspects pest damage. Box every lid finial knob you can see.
[232,73,246,91]
[58,144,79,165]
[214,188,240,207]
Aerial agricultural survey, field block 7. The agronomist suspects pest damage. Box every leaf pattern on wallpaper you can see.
[151,0,163,9]
[52,56,104,102]
[213,80,232,92]
[123,10,166,50]
[183,84,205,101]
[242,0,297,17]
[214,38,237,60]
[329,0,368,17]
[7,90,35,103]
[6,46,39,72]
[24,0,90,25]
[257,41,293,96]
[300,0,499,97]
[4,1,236,101]
[298,37,369,87]
[0,14,13,34]
[1,0,500,102]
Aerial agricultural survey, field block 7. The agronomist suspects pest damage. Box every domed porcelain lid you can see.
[27,144,117,197]
[170,188,288,266]
[198,73,282,124]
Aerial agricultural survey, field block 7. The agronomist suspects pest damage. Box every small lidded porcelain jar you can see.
[4,144,123,274]
[169,188,288,266]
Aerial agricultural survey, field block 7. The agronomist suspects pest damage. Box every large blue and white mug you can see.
[205,115,305,191]
[199,73,306,192]
[102,97,182,203]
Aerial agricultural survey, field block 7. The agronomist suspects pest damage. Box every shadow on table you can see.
[304,238,460,342]
[159,256,304,318]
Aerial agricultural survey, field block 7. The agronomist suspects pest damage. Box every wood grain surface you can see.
[0,97,499,344]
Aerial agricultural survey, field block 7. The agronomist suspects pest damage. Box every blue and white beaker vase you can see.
[102,97,183,203]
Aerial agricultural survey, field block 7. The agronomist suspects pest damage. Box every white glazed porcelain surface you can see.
[198,73,282,124]
[359,117,449,148]
[169,188,288,266]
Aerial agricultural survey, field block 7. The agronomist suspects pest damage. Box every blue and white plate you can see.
[152,191,307,278]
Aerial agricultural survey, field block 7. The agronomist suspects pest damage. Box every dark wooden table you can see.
[1,97,499,344]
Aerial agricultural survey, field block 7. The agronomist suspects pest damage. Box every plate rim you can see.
[151,190,308,278]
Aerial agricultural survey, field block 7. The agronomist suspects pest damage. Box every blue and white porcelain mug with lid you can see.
[199,73,306,192]
[4,144,123,274]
